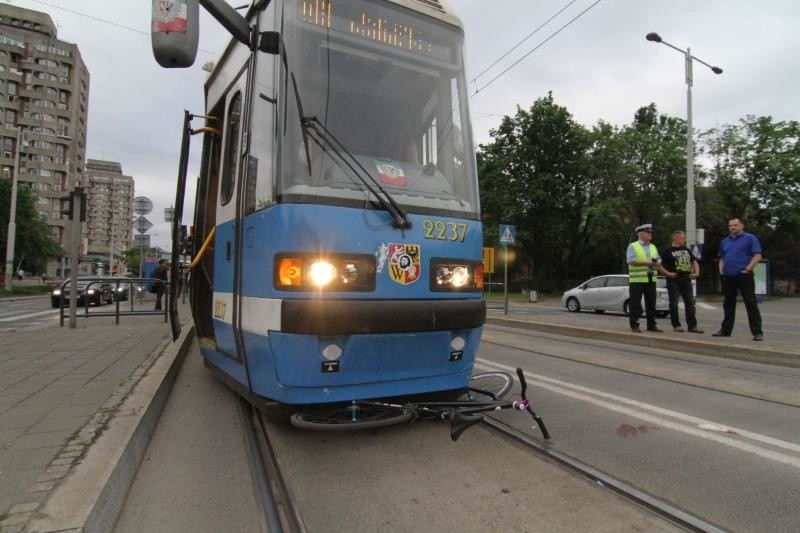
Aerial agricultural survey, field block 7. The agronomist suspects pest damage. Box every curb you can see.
[27,324,196,532]
[486,317,800,368]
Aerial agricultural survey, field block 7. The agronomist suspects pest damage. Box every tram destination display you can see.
[298,0,455,63]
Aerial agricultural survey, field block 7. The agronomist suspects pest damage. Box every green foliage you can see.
[0,177,63,274]
[478,96,800,289]
[702,116,800,279]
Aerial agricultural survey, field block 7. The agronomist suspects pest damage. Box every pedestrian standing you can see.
[626,224,671,333]
[662,230,703,333]
[151,259,169,311]
[17,268,23,281]
[714,217,764,341]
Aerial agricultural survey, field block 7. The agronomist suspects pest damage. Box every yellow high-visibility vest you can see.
[629,242,659,283]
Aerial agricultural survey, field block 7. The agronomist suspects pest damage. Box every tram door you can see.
[212,65,250,363]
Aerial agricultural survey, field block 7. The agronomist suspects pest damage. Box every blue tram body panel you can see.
[206,203,485,404]
[237,204,483,299]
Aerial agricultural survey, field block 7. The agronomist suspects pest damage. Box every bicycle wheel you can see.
[466,371,513,400]
[290,403,413,431]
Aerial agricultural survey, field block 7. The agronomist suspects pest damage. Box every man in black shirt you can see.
[662,230,703,333]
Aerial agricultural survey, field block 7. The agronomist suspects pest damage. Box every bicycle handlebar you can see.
[515,367,551,440]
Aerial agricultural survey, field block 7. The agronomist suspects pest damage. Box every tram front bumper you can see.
[280,298,486,335]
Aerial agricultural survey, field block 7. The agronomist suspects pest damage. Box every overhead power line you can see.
[471,0,605,97]
[27,0,215,55]
[470,0,580,86]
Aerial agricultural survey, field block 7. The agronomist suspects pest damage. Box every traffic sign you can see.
[499,224,515,245]
[134,234,151,248]
[133,216,153,234]
[133,196,153,216]
[482,247,495,274]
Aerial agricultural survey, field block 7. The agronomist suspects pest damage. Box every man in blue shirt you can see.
[714,217,764,341]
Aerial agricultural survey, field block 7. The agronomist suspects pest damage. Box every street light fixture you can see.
[646,32,722,256]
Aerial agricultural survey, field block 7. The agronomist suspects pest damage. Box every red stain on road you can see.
[617,423,659,437]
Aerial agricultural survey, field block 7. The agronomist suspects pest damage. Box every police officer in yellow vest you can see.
[626,224,670,332]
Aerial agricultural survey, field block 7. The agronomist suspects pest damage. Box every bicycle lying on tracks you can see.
[290,368,550,442]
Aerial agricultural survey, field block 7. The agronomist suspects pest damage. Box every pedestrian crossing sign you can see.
[499,224,515,245]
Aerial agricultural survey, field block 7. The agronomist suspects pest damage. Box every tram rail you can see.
[481,416,727,533]
[240,399,306,533]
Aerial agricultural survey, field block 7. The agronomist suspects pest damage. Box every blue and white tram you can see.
[154,0,484,407]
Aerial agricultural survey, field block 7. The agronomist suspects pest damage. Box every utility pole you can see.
[4,127,22,289]
[67,187,84,329]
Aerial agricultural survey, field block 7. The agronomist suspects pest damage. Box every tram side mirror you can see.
[258,31,281,55]
[151,0,200,68]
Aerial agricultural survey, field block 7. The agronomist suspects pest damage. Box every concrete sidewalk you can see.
[0,307,191,532]
[487,299,800,367]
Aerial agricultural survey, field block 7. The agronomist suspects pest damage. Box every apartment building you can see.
[0,4,89,276]
[85,159,133,272]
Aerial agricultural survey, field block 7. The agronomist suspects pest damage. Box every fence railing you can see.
[56,277,170,326]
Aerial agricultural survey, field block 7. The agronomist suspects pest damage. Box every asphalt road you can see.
[0,296,59,333]
[481,323,800,532]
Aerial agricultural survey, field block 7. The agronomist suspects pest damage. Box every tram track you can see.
[240,399,306,533]
[480,415,727,533]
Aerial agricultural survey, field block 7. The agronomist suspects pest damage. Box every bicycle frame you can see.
[350,368,551,441]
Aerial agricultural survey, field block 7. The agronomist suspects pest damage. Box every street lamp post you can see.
[645,32,722,254]
[4,127,23,289]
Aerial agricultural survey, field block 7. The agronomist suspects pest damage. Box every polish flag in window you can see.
[376,161,406,187]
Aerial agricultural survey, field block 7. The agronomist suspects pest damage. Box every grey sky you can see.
[8,0,799,249]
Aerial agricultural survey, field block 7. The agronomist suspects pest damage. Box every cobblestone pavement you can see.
[0,311,172,531]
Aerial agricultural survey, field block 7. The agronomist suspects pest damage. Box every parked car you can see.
[103,277,131,301]
[51,278,114,308]
[561,274,670,317]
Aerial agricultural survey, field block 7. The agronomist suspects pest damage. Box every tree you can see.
[478,93,593,289]
[0,178,63,275]
[702,116,800,283]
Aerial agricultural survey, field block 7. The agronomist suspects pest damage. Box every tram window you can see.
[220,92,242,206]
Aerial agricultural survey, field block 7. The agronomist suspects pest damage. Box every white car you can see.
[561,274,670,316]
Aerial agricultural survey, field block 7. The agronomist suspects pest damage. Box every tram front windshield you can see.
[279,0,478,219]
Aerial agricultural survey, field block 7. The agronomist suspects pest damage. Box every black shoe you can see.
[631,327,642,333]
[688,328,704,334]
[712,331,730,337]
[647,327,663,333]
[753,334,764,341]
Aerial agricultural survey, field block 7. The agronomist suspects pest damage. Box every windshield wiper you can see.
[301,115,412,229]
[288,77,411,228]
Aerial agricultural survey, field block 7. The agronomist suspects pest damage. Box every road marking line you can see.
[477,358,800,466]
[697,302,716,310]
[0,310,58,322]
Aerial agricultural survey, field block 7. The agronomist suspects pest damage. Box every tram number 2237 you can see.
[422,219,468,242]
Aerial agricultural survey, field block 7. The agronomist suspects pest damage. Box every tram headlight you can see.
[309,261,337,287]
[275,254,375,291]
[431,260,483,291]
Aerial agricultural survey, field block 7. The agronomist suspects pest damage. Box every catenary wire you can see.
[469,0,580,88]
[27,0,216,55]
[472,0,605,96]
